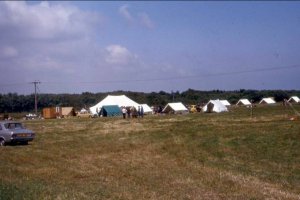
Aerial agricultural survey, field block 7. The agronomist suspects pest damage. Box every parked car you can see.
[76,112,93,118]
[25,113,38,120]
[76,109,95,118]
[0,121,35,146]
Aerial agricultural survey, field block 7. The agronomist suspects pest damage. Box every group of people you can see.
[121,106,144,119]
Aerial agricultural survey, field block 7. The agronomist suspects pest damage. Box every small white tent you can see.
[259,98,276,104]
[162,102,188,114]
[236,99,251,106]
[220,100,231,106]
[90,95,140,115]
[141,104,153,114]
[288,96,300,103]
[202,100,228,113]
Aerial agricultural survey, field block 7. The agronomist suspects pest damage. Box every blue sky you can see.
[0,1,299,94]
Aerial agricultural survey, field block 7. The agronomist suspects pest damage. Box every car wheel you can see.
[0,139,5,146]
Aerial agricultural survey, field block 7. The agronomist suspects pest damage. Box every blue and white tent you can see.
[90,95,140,115]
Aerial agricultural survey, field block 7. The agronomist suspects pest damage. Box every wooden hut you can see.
[43,107,62,119]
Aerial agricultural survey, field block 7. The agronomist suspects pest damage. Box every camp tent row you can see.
[90,95,189,115]
[89,95,229,115]
[89,95,300,116]
[236,96,299,105]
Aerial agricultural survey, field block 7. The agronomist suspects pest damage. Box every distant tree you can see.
[158,91,167,95]
[274,91,289,102]
[251,93,264,103]
[239,89,246,93]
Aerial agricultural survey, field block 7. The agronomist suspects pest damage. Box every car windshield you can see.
[4,123,24,129]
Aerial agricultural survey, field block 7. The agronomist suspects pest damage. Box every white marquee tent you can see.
[202,100,228,113]
[162,102,188,114]
[288,96,300,103]
[90,95,140,115]
[236,99,251,106]
[220,100,231,106]
[259,98,276,104]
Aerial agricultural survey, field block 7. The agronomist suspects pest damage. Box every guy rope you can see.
[285,99,300,117]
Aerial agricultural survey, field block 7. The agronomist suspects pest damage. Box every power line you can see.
[0,64,300,87]
[42,64,300,84]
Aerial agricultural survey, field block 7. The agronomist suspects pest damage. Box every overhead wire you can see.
[36,64,300,85]
[0,64,300,87]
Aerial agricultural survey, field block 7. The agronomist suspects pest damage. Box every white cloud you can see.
[119,5,155,29]
[0,1,104,73]
[119,5,134,24]
[0,2,152,93]
[0,1,112,92]
[138,12,155,29]
[0,1,102,40]
[105,45,137,65]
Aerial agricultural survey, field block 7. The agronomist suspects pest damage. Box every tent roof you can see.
[220,100,231,106]
[202,100,228,113]
[288,96,300,103]
[141,104,153,113]
[236,99,251,105]
[162,102,188,113]
[259,98,276,104]
[90,95,140,115]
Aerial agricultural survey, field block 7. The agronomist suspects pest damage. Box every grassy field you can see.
[1,105,300,199]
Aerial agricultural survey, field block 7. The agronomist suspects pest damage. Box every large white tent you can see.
[220,100,231,106]
[259,98,276,104]
[202,100,228,113]
[236,99,251,106]
[288,96,300,103]
[90,95,140,115]
[162,102,188,114]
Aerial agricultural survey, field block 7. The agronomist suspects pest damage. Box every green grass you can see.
[1,105,300,199]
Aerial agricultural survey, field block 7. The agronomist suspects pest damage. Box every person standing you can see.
[132,107,137,118]
[122,107,127,119]
[140,106,144,118]
[138,106,141,117]
[127,107,131,118]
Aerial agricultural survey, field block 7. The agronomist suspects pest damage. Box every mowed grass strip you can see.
[0,105,300,199]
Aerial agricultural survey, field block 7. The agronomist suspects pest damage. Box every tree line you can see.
[0,89,299,113]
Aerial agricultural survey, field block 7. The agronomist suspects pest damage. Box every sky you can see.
[0,1,300,94]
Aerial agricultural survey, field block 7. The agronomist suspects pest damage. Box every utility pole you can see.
[31,81,41,115]
[250,100,253,118]
[171,90,174,102]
